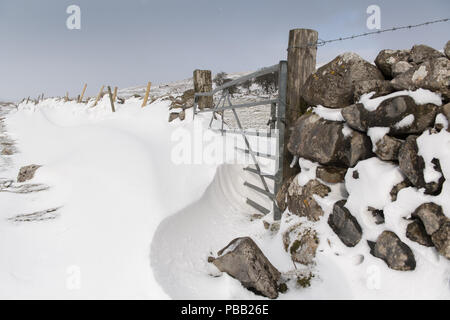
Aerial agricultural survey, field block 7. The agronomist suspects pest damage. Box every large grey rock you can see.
[445,41,450,59]
[288,114,373,167]
[328,200,362,247]
[282,224,319,265]
[391,57,450,101]
[211,237,281,299]
[301,52,384,108]
[287,178,330,222]
[411,202,446,235]
[409,44,444,64]
[369,231,416,271]
[374,49,410,78]
[353,80,394,102]
[17,164,41,183]
[398,136,444,195]
[410,202,450,259]
[316,166,347,184]
[374,135,404,161]
[392,61,414,78]
[432,221,450,259]
[406,219,434,247]
[342,96,439,135]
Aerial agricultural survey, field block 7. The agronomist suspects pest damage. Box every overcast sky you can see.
[0,0,449,101]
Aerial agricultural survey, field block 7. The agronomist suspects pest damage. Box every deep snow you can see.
[0,92,449,299]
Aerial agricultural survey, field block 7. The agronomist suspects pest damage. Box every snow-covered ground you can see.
[0,88,449,299]
[0,96,277,299]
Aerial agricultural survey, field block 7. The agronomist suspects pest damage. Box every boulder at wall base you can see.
[211,237,281,299]
[374,49,411,79]
[374,135,404,161]
[398,136,445,195]
[341,96,439,135]
[410,203,450,259]
[368,231,416,271]
[391,57,450,102]
[411,202,446,235]
[328,200,363,247]
[287,114,373,167]
[282,224,319,265]
[431,221,450,259]
[301,52,384,108]
[353,79,394,102]
[287,177,331,222]
[406,219,434,247]
[17,164,41,183]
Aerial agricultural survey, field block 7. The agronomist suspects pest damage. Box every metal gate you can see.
[193,61,287,220]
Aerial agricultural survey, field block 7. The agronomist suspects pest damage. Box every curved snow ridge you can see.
[150,164,256,299]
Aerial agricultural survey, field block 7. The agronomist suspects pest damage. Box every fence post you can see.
[93,85,104,107]
[78,83,87,103]
[107,86,116,112]
[142,82,152,107]
[113,86,118,102]
[193,70,213,110]
[283,28,318,183]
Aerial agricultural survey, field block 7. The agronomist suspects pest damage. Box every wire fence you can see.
[288,17,450,50]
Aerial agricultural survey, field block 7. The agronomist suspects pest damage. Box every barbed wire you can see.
[288,17,450,50]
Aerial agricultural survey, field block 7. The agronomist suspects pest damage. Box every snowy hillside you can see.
[119,71,276,129]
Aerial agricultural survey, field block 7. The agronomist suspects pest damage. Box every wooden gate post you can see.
[193,70,213,110]
[283,28,318,183]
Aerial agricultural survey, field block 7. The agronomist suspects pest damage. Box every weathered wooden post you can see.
[283,28,318,183]
[107,86,116,112]
[64,92,69,102]
[93,85,104,107]
[142,82,152,107]
[193,70,213,110]
[78,83,87,103]
[113,86,118,102]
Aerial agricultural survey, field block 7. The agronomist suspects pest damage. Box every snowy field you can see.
[0,93,449,299]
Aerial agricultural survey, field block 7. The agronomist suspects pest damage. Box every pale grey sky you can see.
[0,0,449,101]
